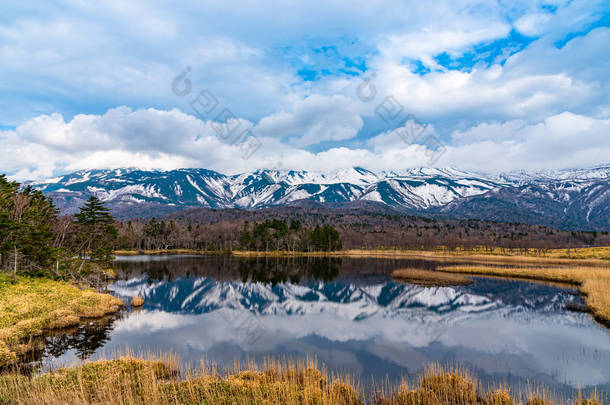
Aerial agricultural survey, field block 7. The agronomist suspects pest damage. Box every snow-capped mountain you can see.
[28,167,505,211]
[108,275,581,322]
[28,165,610,230]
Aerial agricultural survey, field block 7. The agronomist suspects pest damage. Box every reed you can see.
[231,249,610,267]
[0,355,603,405]
[391,268,473,286]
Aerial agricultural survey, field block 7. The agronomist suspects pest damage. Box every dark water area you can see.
[21,255,610,399]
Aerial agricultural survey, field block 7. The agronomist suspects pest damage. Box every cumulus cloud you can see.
[361,26,610,128]
[254,95,364,146]
[2,108,608,181]
[0,0,608,178]
[445,112,610,172]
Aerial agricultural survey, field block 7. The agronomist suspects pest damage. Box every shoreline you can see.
[115,247,610,266]
[114,249,227,256]
[0,275,123,368]
[435,264,610,328]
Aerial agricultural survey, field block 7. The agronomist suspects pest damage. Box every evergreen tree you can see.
[310,225,342,251]
[75,196,114,225]
[0,175,17,267]
[0,176,57,277]
[239,221,254,250]
[74,196,117,269]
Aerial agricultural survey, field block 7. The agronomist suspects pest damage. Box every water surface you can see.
[29,255,610,397]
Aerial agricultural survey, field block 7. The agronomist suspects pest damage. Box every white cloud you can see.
[254,95,364,146]
[0,0,608,178]
[445,112,610,172]
[514,13,553,37]
[362,27,610,126]
[3,108,607,181]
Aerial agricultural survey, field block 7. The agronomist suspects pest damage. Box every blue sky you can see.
[0,0,609,180]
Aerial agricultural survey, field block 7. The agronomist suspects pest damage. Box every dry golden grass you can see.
[0,356,603,405]
[0,274,123,367]
[131,296,144,307]
[422,246,610,261]
[391,268,473,286]
[231,249,610,267]
[0,355,361,405]
[114,249,224,256]
[437,265,610,326]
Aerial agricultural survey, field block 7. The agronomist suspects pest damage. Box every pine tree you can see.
[239,221,254,250]
[0,176,57,277]
[310,225,342,251]
[74,196,117,269]
[75,196,114,225]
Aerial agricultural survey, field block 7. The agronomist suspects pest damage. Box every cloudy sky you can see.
[1,0,609,180]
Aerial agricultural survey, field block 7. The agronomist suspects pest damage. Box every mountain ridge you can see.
[27,165,610,231]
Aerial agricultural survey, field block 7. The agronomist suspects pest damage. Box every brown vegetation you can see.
[115,206,610,253]
[0,274,122,367]
[131,296,144,307]
[391,268,473,286]
[0,356,602,405]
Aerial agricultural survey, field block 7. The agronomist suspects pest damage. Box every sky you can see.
[0,0,609,180]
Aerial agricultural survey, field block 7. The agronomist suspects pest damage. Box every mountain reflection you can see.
[110,256,583,319]
[25,255,610,398]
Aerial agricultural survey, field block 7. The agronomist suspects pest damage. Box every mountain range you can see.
[28,166,610,231]
[109,274,581,322]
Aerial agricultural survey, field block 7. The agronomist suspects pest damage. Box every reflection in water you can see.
[237,257,342,284]
[16,312,123,374]
[34,256,610,398]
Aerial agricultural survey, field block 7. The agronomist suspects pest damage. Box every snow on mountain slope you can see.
[26,166,609,230]
[28,167,501,211]
[108,275,580,323]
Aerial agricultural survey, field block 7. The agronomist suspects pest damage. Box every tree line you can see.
[3,170,609,283]
[116,217,342,252]
[1,175,117,284]
[116,207,609,253]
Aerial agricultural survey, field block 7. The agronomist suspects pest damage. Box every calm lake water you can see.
[27,255,610,398]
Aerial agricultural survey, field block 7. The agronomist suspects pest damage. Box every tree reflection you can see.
[114,255,342,284]
[15,311,124,373]
[237,257,342,285]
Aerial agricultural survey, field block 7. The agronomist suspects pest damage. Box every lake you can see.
[27,255,610,398]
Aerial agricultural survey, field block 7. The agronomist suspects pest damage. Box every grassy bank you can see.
[0,274,123,367]
[391,268,473,286]
[230,248,610,266]
[437,265,610,327]
[0,355,602,405]
[114,249,226,256]
[115,246,610,264]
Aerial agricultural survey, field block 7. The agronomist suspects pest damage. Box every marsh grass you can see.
[231,249,610,267]
[114,249,225,256]
[131,296,144,307]
[391,268,473,286]
[0,274,123,367]
[436,265,610,327]
[0,354,361,405]
[0,355,603,405]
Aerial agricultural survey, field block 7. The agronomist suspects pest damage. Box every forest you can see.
[0,174,117,283]
[115,206,609,253]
